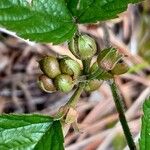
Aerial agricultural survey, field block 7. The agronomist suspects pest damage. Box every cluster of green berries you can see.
[38,56,81,93]
[38,33,129,94]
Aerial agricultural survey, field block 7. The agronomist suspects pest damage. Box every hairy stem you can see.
[109,80,136,150]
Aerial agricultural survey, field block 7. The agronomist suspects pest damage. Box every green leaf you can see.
[0,0,77,44]
[0,114,64,150]
[140,97,150,150]
[0,0,142,44]
[66,0,142,23]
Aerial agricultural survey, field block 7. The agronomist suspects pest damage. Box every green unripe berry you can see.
[59,56,81,78]
[39,56,61,79]
[90,62,113,80]
[111,60,129,75]
[84,79,102,92]
[38,74,56,93]
[97,48,128,75]
[97,48,122,71]
[68,34,97,60]
[54,74,74,93]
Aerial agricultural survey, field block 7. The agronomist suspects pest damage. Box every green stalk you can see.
[65,58,91,107]
[54,82,85,120]
[66,83,85,108]
[82,59,91,74]
[109,80,136,150]
[55,57,90,119]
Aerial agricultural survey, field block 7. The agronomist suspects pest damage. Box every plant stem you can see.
[66,83,85,108]
[55,83,85,120]
[82,59,91,74]
[62,58,91,112]
[109,80,136,150]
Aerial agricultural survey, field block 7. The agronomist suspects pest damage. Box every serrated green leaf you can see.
[0,0,77,44]
[66,0,142,23]
[140,97,150,150]
[0,114,64,150]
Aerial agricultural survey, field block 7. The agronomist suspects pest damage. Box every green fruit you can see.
[97,48,122,71]
[39,56,61,79]
[59,56,81,78]
[54,74,74,93]
[84,79,102,92]
[38,74,56,93]
[90,62,113,80]
[111,60,129,75]
[68,34,97,60]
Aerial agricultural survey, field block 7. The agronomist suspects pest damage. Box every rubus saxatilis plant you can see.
[0,0,147,150]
